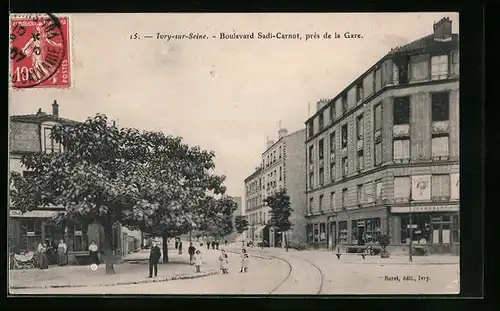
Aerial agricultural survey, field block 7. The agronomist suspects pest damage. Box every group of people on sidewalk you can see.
[147,239,250,278]
[36,240,101,270]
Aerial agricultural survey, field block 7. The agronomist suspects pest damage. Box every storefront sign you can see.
[450,174,460,200]
[75,231,83,236]
[9,209,65,218]
[27,232,35,237]
[391,205,459,213]
[411,175,431,201]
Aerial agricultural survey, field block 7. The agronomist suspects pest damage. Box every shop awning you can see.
[391,205,459,214]
[254,225,267,234]
[10,209,66,218]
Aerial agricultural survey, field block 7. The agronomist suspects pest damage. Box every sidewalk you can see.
[9,245,222,289]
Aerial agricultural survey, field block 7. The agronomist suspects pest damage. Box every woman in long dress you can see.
[57,239,68,266]
[218,249,229,274]
[37,243,48,269]
[88,241,100,265]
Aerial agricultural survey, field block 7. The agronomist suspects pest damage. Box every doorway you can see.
[328,222,336,251]
[430,215,451,253]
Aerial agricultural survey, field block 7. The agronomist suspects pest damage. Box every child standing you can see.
[218,250,229,274]
[240,249,249,273]
[194,250,202,273]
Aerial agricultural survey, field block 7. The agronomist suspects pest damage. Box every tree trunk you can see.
[241,233,245,248]
[103,225,116,275]
[285,232,289,252]
[162,235,169,263]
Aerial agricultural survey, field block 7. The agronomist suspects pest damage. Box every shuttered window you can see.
[374,142,382,166]
[431,136,449,157]
[394,176,411,199]
[393,139,410,160]
[431,55,449,80]
[431,175,450,199]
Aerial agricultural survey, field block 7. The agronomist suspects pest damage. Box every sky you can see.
[10,12,459,199]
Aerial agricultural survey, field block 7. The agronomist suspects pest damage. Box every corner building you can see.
[244,128,306,248]
[304,17,459,255]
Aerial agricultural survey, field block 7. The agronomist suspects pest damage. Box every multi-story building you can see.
[304,17,459,255]
[8,101,134,263]
[245,127,306,248]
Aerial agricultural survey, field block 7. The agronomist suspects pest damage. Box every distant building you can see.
[8,101,138,262]
[244,127,307,248]
[304,17,459,255]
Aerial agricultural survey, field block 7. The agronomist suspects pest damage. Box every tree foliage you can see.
[264,188,293,232]
[234,215,249,234]
[199,196,237,240]
[9,114,228,271]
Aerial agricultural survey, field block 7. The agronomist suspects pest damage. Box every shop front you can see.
[306,213,330,250]
[390,205,459,255]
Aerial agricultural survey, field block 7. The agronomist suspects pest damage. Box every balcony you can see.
[393,124,410,137]
[432,121,449,134]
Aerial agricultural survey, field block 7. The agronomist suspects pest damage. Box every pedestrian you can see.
[211,241,215,250]
[148,241,161,278]
[175,238,179,250]
[215,241,219,250]
[88,241,100,265]
[178,241,183,255]
[261,239,265,250]
[218,249,229,274]
[188,243,196,265]
[207,240,210,250]
[240,249,249,273]
[194,249,202,273]
[37,242,48,270]
[224,240,228,246]
[57,239,68,266]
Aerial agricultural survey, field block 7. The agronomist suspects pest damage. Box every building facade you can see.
[245,128,307,248]
[304,17,459,255]
[8,101,132,263]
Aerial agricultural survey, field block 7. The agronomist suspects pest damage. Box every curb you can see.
[341,261,458,265]
[10,270,219,290]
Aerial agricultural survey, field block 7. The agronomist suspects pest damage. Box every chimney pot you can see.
[52,100,59,117]
[433,17,452,41]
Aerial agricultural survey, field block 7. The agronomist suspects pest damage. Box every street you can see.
[10,246,459,295]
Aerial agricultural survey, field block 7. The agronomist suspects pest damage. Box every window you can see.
[329,104,336,121]
[410,54,430,81]
[273,151,276,162]
[431,135,449,158]
[342,188,348,208]
[341,124,348,149]
[432,174,450,200]
[338,221,348,244]
[352,218,381,244]
[19,218,43,252]
[319,113,324,130]
[357,149,364,170]
[342,157,348,177]
[375,68,382,92]
[308,145,314,164]
[319,167,324,186]
[309,171,314,189]
[374,142,382,166]
[431,92,450,121]
[330,132,336,152]
[357,184,364,204]
[308,121,314,138]
[375,179,383,201]
[330,162,336,181]
[394,176,411,199]
[313,223,319,243]
[431,55,449,80]
[319,139,324,160]
[401,214,431,244]
[307,224,313,242]
[341,94,348,114]
[451,51,459,76]
[259,212,262,223]
[374,103,382,131]
[68,222,89,252]
[308,197,314,214]
[356,114,364,140]
[356,82,364,102]
[43,127,62,153]
[393,96,410,125]
[393,139,410,160]
[452,214,460,244]
[320,223,326,241]
[263,213,266,224]
[279,146,282,158]
[330,192,336,210]
[279,166,282,181]
[319,194,324,211]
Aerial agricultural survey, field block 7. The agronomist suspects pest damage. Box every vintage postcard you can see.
[8,12,460,295]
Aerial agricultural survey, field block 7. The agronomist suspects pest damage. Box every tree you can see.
[200,196,237,241]
[264,188,293,252]
[234,215,249,247]
[10,114,223,273]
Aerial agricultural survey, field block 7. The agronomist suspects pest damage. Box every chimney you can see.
[278,128,288,139]
[316,98,330,112]
[266,136,274,149]
[52,100,59,117]
[433,17,452,42]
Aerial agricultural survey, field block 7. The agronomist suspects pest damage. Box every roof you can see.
[10,113,80,126]
[305,32,459,123]
[244,167,262,183]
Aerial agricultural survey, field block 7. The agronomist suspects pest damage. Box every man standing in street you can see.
[188,243,196,265]
[148,241,161,278]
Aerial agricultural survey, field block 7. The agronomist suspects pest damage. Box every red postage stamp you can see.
[10,14,71,89]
